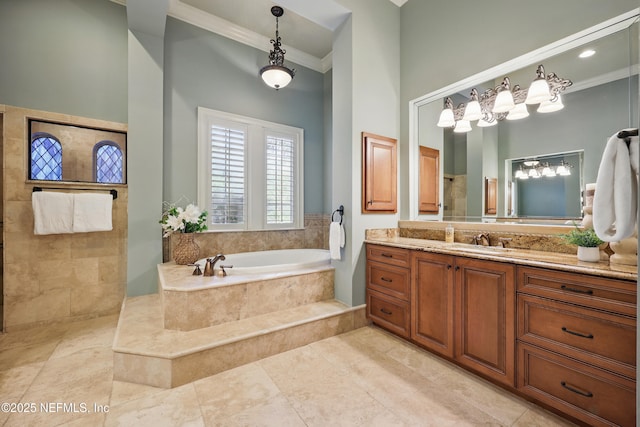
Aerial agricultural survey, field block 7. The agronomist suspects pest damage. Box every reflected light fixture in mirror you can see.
[514,159,572,179]
[260,6,295,90]
[436,64,572,131]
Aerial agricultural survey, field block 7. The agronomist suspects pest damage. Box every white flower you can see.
[165,214,184,233]
[181,203,202,224]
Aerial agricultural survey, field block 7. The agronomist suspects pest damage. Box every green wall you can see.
[163,17,326,213]
[0,0,127,122]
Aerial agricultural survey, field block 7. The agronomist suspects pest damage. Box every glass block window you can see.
[31,133,62,180]
[95,141,123,184]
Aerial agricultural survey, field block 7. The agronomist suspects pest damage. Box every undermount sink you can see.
[449,243,515,253]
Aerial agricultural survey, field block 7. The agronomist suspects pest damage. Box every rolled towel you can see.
[329,222,342,260]
[32,191,74,235]
[593,132,638,241]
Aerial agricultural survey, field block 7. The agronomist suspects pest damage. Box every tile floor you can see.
[0,314,575,426]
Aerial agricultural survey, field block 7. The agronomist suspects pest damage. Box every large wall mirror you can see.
[409,11,639,224]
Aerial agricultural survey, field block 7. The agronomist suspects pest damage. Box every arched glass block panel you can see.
[31,133,62,180]
[95,142,123,184]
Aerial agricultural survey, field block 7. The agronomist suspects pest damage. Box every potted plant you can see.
[561,224,604,262]
[160,202,208,264]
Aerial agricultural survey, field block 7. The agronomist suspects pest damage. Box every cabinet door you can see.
[455,257,515,386]
[411,251,455,358]
[484,177,497,215]
[419,146,440,213]
[362,132,397,212]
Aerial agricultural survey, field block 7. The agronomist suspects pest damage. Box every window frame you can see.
[93,140,124,184]
[197,107,304,231]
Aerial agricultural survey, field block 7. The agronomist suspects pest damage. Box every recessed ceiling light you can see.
[579,49,596,59]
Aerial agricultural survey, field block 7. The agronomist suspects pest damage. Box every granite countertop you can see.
[365,236,638,282]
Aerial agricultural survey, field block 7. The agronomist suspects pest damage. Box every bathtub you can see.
[196,248,331,276]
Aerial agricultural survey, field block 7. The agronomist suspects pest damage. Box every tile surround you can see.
[2,105,127,332]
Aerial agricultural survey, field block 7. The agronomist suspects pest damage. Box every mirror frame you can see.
[408,10,639,223]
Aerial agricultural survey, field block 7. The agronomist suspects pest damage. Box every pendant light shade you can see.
[506,103,529,120]
[260,6,295,90]
[538,94,564,113]
[462,88,483,121]
[453,120,472,133]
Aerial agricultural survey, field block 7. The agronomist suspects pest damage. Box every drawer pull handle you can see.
[561,327,594,339]
[381,253,393,258]
[380,277,393,283]
[380,308,392,315]
[560,285,593,295]
[561,381,593,398]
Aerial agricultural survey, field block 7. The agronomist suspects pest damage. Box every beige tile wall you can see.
[165,214,330,262]
[2,105,128,332]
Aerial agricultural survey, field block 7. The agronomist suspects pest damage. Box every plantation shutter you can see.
[209,125,245,225]
[266,135,296,225]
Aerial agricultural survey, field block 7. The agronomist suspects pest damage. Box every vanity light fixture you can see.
[259,6,295,90]
[436,64,572,131]
[514,159,571,179]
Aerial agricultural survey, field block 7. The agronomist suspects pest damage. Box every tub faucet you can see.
[203,254,225,276]
[210,254,226,271]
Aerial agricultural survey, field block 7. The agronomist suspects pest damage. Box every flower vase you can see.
[174,233,200,265]
[577,246,600,262]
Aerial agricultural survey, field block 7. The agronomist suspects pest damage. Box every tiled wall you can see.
[165,214,331,262]
[2,105,128,332]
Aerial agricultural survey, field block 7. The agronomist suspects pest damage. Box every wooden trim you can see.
[362,132,397,213]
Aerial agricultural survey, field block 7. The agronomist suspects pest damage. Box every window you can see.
[31,133,62,180]
[94,141,124,184]
[198,107,304,231]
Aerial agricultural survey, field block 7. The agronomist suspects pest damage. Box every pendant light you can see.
[260,6,295,90]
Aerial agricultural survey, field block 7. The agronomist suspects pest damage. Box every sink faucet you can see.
[473,233,490,246]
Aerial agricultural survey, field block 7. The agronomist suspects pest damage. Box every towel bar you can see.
[332,205,344,224]
[32,186,118,200]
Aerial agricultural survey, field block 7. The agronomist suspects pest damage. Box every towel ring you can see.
[332,205,344,225]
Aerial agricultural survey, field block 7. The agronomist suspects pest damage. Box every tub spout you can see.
[210,254,226,270]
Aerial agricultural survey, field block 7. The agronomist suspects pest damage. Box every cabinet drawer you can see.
[517,266,636,316]
[366,244,410,268]
[367,290,410,338]
[367,261,410,300]
[518,343,635,427]
[518,295,636,379]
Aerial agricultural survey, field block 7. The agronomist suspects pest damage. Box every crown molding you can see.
[168,0,328,73]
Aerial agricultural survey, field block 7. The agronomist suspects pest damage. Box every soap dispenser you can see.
[445,224,454,243]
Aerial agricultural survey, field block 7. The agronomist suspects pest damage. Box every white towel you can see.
[329,222,342,260]
[72,193,113,232]
[593,131,639,241]
[32,192,74,235]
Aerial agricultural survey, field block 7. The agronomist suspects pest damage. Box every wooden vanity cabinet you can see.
[516,266,636,427]
[411,251,455,358]
[366,244,410,338]
[412,252,515,386]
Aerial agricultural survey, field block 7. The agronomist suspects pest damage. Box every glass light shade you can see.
[492,90,515,113]
[525,78,551,104]
[556,164,571,176]
[537,95,564,113]
[519,173,529,180]
[462,100,483,121]
[541,165,556,177]
[260,65,294,89]
[437,108,455,127]
[506,103,529,120]
[528,168,540,178]
[477,117,497,127]
[515,169,525,179]
[453,120,472,133]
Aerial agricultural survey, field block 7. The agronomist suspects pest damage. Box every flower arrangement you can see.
[561,224,604,248]
[159,201,208,237]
